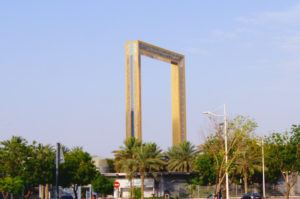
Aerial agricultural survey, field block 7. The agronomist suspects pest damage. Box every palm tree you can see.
[167,141,198,172]
[113,137,141,199]
[33,144,55,199]
[135,143,165,199]
[0,136,29,177]
[235,138,262,194]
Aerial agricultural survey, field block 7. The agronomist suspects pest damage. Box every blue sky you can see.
[1,1,299,157]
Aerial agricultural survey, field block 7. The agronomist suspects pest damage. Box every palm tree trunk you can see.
[130,178,133,199]
[41,185,45,199]
[141,172,145,199]
[45,184,49,199]
[243,167,248,194]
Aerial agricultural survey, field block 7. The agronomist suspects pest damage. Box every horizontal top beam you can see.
[126,40,184,64]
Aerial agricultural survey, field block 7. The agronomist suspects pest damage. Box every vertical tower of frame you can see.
[125,40,186,146]
[171,58,187,145]
[125,41,142,140]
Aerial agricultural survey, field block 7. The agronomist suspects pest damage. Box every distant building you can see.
[103,172,192,198]
[92,156,110,173]
[91,156,192,198]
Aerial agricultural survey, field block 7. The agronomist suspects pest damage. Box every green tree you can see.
[291,124,300,174]
[265,125,300,199]
[0,136,47,199]
[31,144,55,185]
[235,137,262,194]
[113,137,141,199]
[60,147,97,199]
[133,188,141,199]
[26,143,55,199]
[0,177,24,199]
[91,173,114,199]
[167,141,198,172]
[106,159,116,173]
[200,115,257,198]
[194,153,216,185]
[135,142,165,199]
[290,125,300,145]
[0,136,29,177]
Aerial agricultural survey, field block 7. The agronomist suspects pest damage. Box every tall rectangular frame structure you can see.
[125,40,186,146]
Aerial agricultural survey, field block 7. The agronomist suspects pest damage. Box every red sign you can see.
[114,181,120,188]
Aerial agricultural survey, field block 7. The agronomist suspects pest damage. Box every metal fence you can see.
[184,183,300,198]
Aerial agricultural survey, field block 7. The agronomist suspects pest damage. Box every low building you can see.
[91,156,193,198]
[104,172,193,198]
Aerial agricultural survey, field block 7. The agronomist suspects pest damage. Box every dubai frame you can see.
[125,40,186,146]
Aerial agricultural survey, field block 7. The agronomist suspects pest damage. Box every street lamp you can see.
[261,139,266,198]
[256,139,266,198]
[203,104,229,199]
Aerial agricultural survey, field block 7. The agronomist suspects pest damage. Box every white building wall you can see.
[113,178,154,198]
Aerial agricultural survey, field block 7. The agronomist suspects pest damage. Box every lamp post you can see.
[262,139,265,198]
[256,138,266,198]
[203,104,229,199]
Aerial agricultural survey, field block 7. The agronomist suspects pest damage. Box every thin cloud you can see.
[211,29,237,39]
[184,47,208,55]
[280,36,300,52]
[236,3,300,25]
[247,58,300,72]
[279,59,300,71]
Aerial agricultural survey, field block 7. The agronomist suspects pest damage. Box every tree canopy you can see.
[167,141,198,172]
[60,147,97,199]
[113,137,141,199]
[91,173,114,199]
[265,125,300,199]
[0,177,24,199]
[0,137,55,199]
[0,119,299,199]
